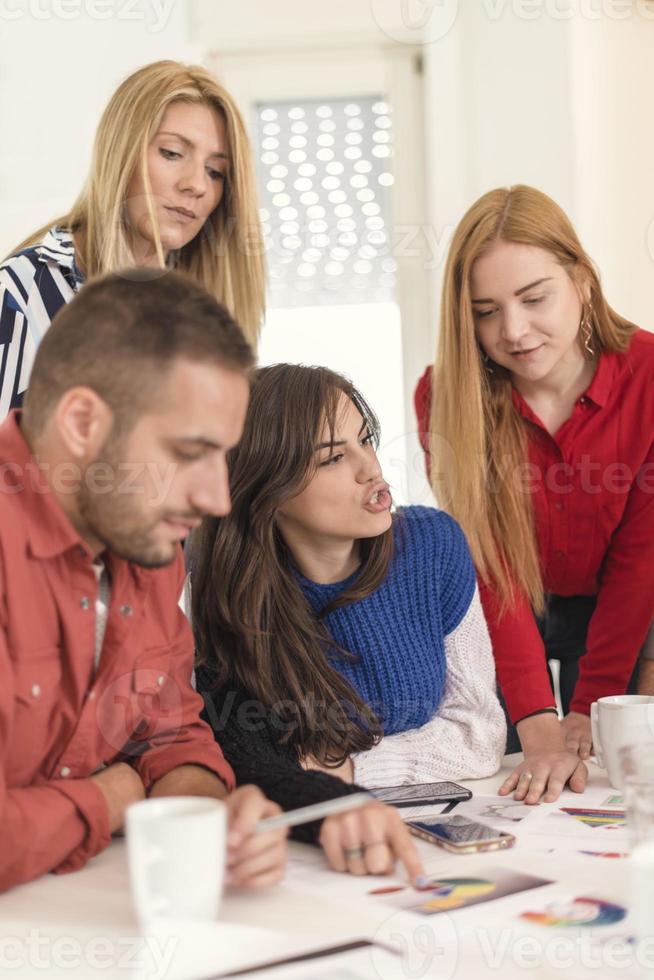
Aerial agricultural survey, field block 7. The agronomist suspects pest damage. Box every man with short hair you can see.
[0,270,286,892]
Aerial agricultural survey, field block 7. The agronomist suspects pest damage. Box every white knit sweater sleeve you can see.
[351,586,506,787]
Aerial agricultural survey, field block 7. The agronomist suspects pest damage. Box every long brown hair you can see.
[11,61,265,346]
[192,364,394,763]
[430,184,634,613]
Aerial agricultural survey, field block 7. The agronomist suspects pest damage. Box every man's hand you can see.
[90,762,146,833]
[498,713,587,804]
[139,767,285,889]
[561,711,593,759]
[319,799,425,883]
[225,786,287,890]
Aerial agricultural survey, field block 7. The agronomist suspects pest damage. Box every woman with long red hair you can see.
[415,184,654,803]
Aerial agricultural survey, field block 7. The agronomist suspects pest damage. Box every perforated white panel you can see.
[255,96,396,308]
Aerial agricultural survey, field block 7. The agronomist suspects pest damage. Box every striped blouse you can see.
[0,226,85,419]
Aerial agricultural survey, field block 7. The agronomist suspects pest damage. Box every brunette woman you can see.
[193,364,505,879]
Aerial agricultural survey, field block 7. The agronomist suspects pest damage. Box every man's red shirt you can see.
[0,412,234,891]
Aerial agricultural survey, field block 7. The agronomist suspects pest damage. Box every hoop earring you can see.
[580,308,595,358]
[481,349,494,375]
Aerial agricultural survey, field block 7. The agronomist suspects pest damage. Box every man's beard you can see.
[76,440,177,568]
[78,486,177,567]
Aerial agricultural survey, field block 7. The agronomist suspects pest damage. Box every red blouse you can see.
[415,329,654,723]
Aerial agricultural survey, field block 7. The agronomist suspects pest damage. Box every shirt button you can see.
[31,684,41,699]
[579,396,587,405]
[555,502,564,512]
[157,675,165,687]
[88,690,96,701]
[120,605,133,617]
[60,766,71,778]
[80,597,90,610]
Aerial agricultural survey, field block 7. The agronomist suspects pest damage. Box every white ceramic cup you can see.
[126,796,226,925]
[590,695,654,789]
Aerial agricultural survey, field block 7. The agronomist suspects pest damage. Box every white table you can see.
[0,757,647,980]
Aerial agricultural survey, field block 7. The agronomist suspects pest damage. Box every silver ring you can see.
[521,771,534,781]
[343,845,364,861]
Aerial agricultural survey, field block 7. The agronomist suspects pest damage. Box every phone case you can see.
[370,781,473,808]
[408,825,515,854]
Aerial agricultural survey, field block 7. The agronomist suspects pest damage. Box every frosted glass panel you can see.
[255,96,396,309]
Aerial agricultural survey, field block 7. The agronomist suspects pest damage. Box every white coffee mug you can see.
[590,695,654,789]
[126,796,226,925]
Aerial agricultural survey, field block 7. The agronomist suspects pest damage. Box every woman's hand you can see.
[319,799,425,883]
[498,713,588,804]
[225,785,288,889]
[560,711,593,760]
[499,752,587,804]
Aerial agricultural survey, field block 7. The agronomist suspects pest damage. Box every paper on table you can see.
[526,806,628,846]
[445,795,539,831]
[0,918,332,980]
[216,940,406,979]
[370,866,552,917]
[132,920,354,980]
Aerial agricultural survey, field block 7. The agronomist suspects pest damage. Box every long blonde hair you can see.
[13,60,265,346]
[430,184,634,613]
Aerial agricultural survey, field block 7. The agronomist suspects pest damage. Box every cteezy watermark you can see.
[0,929,177,980]
[0,0,176,32]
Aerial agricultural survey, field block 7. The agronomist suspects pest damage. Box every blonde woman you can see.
[415,185,654,804]
[0,60,265,418]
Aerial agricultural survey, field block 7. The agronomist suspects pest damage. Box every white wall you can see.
[2,0,653,336]
[570,10,654,330]
[189,0,454,51]
[422,5,577,349]
[422,2,654,342]
[0,0,199,255]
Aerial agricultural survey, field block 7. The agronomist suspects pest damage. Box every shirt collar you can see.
[0,412,93,561]
[512,349,614,420]
[582,350,614,407]
[34,226,84,288]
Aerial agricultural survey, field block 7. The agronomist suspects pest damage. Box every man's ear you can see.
[54,387,115,460]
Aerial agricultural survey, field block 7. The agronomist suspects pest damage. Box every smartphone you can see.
[408,814,516,854]
[369,781,472,808]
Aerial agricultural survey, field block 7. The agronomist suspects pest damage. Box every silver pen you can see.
[255,792,372,833]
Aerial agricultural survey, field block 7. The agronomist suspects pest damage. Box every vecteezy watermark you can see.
[0,930,177,980]
[370,0,460,44]
[202,690,440,739]
[0,0,177,33]
[416,441,654,502]
[371,910,460,980]
[0,458,177,506]
[480,0,654,22]
[95,665,185,756]
[370,0,654,37]
[475,926,654,972]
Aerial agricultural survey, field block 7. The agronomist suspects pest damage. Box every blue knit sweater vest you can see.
[297,506,476,735]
